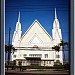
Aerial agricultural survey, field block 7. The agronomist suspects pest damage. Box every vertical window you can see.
[49,61,51,64]
[56,55,60,58]
[45,54,48,58]
[29,54,42,57]
[13,55,16,58]
[46,61,48,64]
[45,61,48,64]
[23,54,27,58]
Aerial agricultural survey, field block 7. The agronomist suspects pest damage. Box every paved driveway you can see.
[5,70,69,75]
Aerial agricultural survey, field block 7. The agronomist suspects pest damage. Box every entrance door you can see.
[30,60,41,66]
[25,57,41,66]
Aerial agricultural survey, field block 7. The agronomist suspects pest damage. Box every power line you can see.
[5,8,69,11]
[5,32,69,34]
[6,4,69,6]
[6,4,69,7]
[5,7,69,12]
[6,6,68,9]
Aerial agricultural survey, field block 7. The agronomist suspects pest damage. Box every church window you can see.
[29,54,42,57]
[45,61,48,64]
[23,54,27,58]
[49,61,51,64]
[56,55,60,58]
[33,45,38,48]
[45,54,48,58]
[46,61,48,64]
[13,55,16,58]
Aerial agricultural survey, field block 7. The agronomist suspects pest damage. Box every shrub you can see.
[54,65,64,69]
[64,63,70,70]
[5,65,66,70]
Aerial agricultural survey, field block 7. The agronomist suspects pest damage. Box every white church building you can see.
[11,8,63,66]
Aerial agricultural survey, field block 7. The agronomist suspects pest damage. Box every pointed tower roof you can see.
[55,8,57,19]
[15,11,21,31]
[18,11,20,22]
[53,8,60,29]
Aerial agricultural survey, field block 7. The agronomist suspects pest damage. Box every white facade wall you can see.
[12,50,54,60]
[11,50,55,66]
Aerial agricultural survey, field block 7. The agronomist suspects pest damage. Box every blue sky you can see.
[5,0,69,61]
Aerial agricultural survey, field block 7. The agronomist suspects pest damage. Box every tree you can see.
[52,40,69,64]
[59,40,68,48]
[52,45,60,64]
[59,40,69,63]
[5,44,16,65]
[52,45,60,52]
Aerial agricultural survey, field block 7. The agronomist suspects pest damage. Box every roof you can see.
[20,19,52,42]
[25,57,41,60]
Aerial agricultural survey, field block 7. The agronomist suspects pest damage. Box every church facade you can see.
[11,8,63,66]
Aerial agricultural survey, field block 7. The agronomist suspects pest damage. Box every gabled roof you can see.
[20,19,52,41]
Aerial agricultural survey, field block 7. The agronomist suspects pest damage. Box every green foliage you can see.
[5,65,65,70]
[52,40,69,53]
[64,63,69,70]
[52,45,60,51]
[54,65,64,69]
[59,40,69,49]
[5,44,15,53]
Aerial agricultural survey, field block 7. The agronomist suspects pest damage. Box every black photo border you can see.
[1,0,5,75]
[70,0,74,75]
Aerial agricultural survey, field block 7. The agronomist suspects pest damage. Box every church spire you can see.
[15,11,21,31]
[53,8,60,29]
[18,11,20,22]
[55,8,57,19]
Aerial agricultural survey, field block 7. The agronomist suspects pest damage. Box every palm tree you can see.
[59,40,68,48]
[52,45,60,65]
[52,45,60,52]
[52,40,68,64]
[59,40,69,64]
[5,44,15,65]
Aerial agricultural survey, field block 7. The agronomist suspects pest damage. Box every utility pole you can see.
[8,27,11,65]
[8,27,11,46]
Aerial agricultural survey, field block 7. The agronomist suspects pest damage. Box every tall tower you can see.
[52,8,63,64]
[52,8,62,46]
[12,12,22,47]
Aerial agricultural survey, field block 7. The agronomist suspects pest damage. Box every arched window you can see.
[33,45,38,48]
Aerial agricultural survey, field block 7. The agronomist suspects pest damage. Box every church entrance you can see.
[25,57,41,66]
